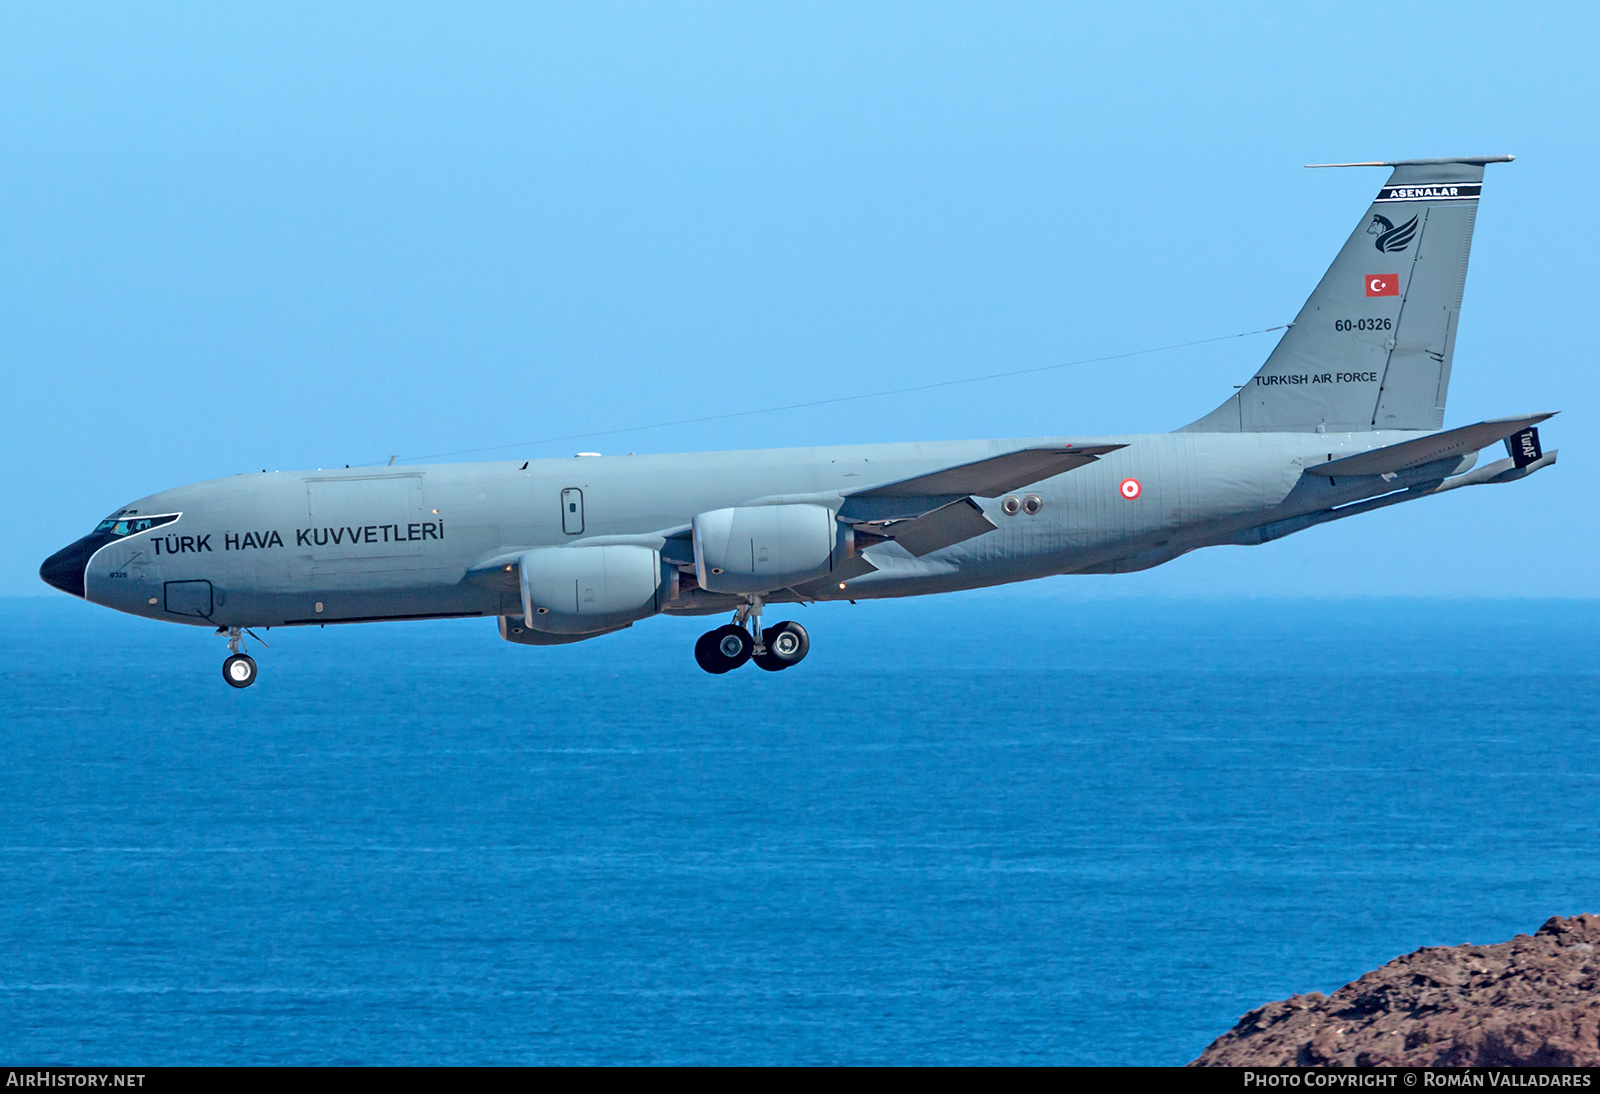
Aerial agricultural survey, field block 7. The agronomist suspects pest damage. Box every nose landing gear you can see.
[220,626,261,689]
[224,653,258,688]
[693,597,809,675]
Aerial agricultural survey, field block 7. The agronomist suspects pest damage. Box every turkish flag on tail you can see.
[1365,273,1399,297]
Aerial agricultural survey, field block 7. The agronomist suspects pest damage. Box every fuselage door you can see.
[164,579,214,618]
[561,488,585,535]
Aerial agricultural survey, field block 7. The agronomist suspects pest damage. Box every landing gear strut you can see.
[693,597,809,675]
[221,626,259,689]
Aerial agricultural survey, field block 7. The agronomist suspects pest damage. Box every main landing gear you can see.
[220,626,260,689]
[693,597,810,675]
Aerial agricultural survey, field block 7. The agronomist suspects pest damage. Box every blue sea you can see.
[1,593,1596,1065]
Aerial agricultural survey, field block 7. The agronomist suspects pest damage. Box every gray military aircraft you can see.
[41,155,1555,687]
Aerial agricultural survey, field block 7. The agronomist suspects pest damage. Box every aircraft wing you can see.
[836,444,1122,557]
[1305,414,1555,477]
[851,444,1125,498]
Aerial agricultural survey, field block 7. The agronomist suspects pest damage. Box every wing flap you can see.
[850,497,998,558]
[854,444,1124,498]
[1305,414,1555,477]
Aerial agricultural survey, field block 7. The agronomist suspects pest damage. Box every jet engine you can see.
[517,544,667,634]
[691,503,844,595]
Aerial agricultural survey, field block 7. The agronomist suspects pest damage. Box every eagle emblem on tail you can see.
[1367,213,1419,254]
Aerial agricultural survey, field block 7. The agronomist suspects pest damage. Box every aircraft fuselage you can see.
[51,429,1449,631]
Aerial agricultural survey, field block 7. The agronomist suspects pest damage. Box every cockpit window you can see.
[93,513,179,537]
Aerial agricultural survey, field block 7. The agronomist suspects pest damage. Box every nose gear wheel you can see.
[219,626,261,688]
[223,653,258,688]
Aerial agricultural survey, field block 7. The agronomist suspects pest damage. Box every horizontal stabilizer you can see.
[1306,155,1515,168]
[1216,448,1556,550]
[855,445,1124,499]
[849,497,998,558]
[1305,414,1555,477]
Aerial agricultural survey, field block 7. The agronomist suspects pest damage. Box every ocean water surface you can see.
[1,593,1596,1065]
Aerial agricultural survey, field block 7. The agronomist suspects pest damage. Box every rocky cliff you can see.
[1191,914,1600,1067]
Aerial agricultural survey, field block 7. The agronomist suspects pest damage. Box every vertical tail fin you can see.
[1183,155,1513,434]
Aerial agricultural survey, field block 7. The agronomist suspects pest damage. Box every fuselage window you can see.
[93,513,180,537]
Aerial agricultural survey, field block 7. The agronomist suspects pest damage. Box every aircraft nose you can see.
[39,536,100,598]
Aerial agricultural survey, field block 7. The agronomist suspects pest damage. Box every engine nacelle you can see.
[692,503,840,595]
[498,615,632,645]
[518,545,665,634]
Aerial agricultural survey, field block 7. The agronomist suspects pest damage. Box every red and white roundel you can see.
[1119,478,1142,500]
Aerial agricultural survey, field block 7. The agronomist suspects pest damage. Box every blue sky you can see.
[2,2,1594,597]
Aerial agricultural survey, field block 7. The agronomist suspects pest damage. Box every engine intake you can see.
[692,504,840,595]
[518,545,665,634]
